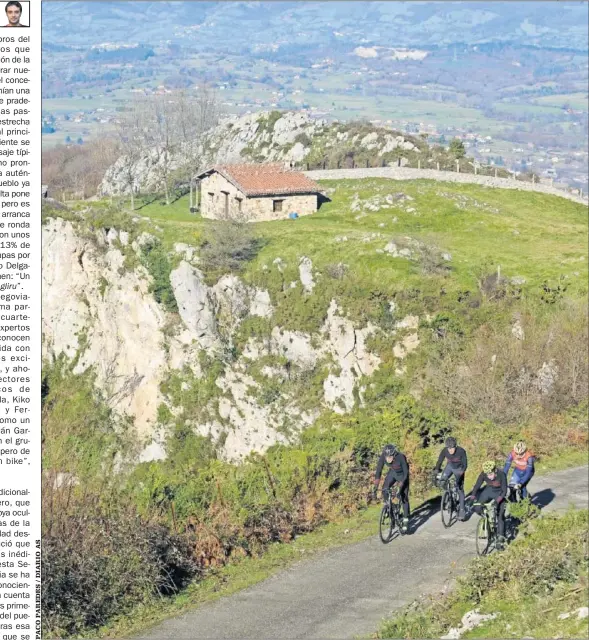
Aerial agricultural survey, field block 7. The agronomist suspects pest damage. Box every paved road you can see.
[137,466,588,640]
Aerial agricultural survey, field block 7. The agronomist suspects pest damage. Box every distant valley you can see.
[42,2,588,185]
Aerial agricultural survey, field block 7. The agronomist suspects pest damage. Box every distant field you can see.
[533,92,589,111]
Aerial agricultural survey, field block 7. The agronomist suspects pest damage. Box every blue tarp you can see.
[289,212,299,219]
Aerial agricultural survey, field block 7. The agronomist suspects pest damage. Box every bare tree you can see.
[177,85,220,211]
[114,86,221,208]
[115,100,147,211]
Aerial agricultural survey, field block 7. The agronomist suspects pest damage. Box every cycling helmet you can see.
[445,436,457,449]
[384,444,398,457]
[482,460,496,474]
[514,441,527,455]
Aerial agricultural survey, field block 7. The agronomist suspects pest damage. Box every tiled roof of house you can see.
[197,163,321,197]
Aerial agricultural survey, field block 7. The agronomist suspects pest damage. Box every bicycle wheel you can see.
[379,503,394,543]
[476,515,490,556]
[441,490,454,528]
[395,504,407,536]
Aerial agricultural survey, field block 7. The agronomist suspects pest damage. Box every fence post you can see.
[366,159,369,168]
[418,159,421,170]
[323,160,326,170]
[474,166,477,175]
[436,162,440,171]
[532,174,535,184]
[352,159,355,169]
[456,160,460,173]
[398,157,401,168]
[550,178,554,187]
[494,168,498,178]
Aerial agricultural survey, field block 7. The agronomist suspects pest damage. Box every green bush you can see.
[140,239,178,313]
[379,509,589,639]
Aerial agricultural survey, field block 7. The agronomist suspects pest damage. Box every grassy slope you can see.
[377,508,589,640]
[130,178,587,341]
[135,179,588,292]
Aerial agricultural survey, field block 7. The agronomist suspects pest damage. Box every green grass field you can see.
[45,178,588,639]
[130,178,589,301]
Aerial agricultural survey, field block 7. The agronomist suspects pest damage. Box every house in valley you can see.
[196,163,322,222]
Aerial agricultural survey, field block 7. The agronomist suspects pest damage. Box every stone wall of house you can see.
[200,172,318,222]
[245,194,317,221]
[200,173,245,220]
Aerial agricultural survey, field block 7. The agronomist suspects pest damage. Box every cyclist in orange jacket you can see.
[504,440,535,499]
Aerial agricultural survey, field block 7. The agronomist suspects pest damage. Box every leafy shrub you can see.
[294,132,312,147]
[42,499,198,637]
[423,302,588,424]
[199,221,265,280]
[140,239,178,312]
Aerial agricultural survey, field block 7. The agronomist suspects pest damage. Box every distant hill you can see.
[43,1,589,51]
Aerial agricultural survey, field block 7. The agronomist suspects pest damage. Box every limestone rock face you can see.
[321,300,381,413]
[43,217,425,462]
[42,218,168,435]
[299,256,316,294]
[170,261,218,349]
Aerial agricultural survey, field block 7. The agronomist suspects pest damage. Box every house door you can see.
[222,191,229,218]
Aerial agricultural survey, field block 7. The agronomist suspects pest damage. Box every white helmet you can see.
[514,441,527,456]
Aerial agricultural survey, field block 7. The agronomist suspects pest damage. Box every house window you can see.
[273,199,284,213]
[236,197,243,213]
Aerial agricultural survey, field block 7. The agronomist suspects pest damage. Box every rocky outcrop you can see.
[99,111,419,196]
[299,256,316,294]
[170,261,218,349]
[43,216,422,461]
[42,218,169,435]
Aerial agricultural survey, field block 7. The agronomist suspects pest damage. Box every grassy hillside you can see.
[42,179,588,637]
[124,178,588,295]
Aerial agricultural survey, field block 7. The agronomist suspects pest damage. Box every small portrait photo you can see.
[2,0,29,27]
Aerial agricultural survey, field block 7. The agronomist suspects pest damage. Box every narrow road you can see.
[137,466,588,640]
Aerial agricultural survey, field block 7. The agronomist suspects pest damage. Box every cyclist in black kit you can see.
[372,444,410,533]
[433,436,468,520]
[467,460,508,546]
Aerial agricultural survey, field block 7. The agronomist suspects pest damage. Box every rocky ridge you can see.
[99,111,420,196]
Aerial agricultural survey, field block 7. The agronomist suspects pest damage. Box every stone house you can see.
[196,163,321,222]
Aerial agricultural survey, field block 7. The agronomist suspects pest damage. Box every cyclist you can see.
[433,436,468,520]
[372,444,410,533]
[466,460,508,548]
[504,440,535,500]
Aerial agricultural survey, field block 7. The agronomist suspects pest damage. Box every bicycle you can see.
[473,500,502,556]
[505,483,534,542]
[508,482,533,504]
[378,488,406,543]
[436,473,461,528]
